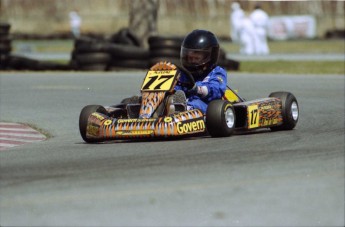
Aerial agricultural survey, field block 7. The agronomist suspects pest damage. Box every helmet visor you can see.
[181,47,212,68]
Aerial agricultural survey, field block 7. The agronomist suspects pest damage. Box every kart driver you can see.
[175,29,227,113]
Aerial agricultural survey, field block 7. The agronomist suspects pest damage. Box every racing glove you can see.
[187,84,198,96]
[187,84,208,97]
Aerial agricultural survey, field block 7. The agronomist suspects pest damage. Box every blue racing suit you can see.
[174,66,227,113]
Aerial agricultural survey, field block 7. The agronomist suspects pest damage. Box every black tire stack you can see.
[71,37,111,71]
[0,23,12,69]
[324,29,345,39]
[0,24,240,72]
[107,29,149,70]
[71,28,150,71]
[0,23,70,71]
[218,48,240,71]
[108,28,141,46]
[147,35,240,71]
[148,36,183,67]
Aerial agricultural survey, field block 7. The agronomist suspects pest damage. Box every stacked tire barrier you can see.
[71,37,111,71]
[108,28,149,70]
[148,35,240,71]
[3,55,70,71]
[218,48,240,71]
[148,36,182,67]
[0,23,70,71]
[71,31,240,71]
[324,29,345,39]
[71,28,150,71]
[0,23,12,69]
[1,25,239,71]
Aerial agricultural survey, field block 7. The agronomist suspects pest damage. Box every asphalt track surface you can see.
[0,71,344,226]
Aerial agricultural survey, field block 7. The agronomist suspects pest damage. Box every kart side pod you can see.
[80,105,207,142]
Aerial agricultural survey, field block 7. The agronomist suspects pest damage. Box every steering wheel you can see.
[175,63,195,89]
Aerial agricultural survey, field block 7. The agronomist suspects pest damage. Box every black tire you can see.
[35,61,71,71]
[74,53,111,65]
[74,36,101,48]
[108,59,149,69]
[6,55,40,70]
[219,48,227,60]
[0,23,11,35]
[79,105,108,143]
[149,57,180,67]
[219,58,240,71]
[108,44,149,59]
[149,48,180,58]
[269,91,299,131]
[0,43,11,54]
[74,41,111,54]
[74,41,149,59]
[78,63,108,71]
[148,36,183,49]
[109,28,141,47]
[206,100,236,137]
[0,37,11,45]
[0,54,10,69]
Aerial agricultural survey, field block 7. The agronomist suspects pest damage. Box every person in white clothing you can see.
[229,2,245,43]
[69,11,82,38]
[230,2,259,55]
[250,4,270,55]
[239,16,259,55]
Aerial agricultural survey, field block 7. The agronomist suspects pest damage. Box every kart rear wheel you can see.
[206,100,236,137]
[269,91,299,131]
[79,105,108,143]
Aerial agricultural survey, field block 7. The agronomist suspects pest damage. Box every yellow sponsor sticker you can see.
[141,70,177,91]
[164,117,172,123]
[177,120,205,134]
[91,112,105,121]
[116,130,154,135]
[87,125,99,136]
[117,119,155,123]
[248,105,259,129]
[103,120,112,126]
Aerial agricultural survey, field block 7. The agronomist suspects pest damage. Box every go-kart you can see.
[79,61,299,143]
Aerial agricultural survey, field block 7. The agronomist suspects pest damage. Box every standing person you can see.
[250,4,270,55]
[175,29,227,114]
[230,2,258,55]
[229,2,245,43]
[239,16,258,55]
[69,11,82,38]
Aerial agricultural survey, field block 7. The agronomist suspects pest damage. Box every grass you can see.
[221,39,345,54]
[222,39,345,74]
[237,61,345,75]
[25,122,53,139]
[12,40,74,53]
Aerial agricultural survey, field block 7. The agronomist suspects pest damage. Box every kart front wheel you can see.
[79,105,108,143]
[206,100,236,137]
[269,91,299,131]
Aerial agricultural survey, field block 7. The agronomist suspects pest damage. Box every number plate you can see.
[141,70,178,91]
[248,105,260,129]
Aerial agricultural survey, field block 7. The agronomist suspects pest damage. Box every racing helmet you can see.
[180,29,220,78]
